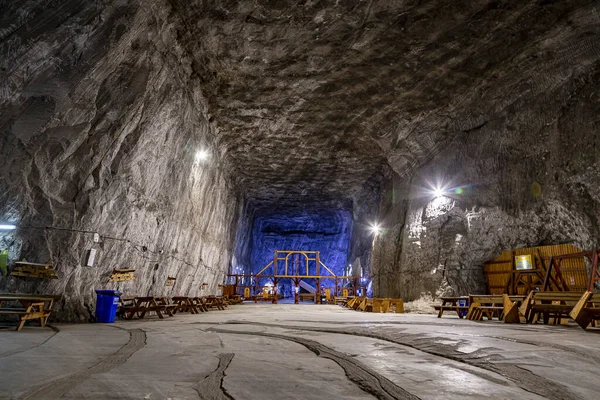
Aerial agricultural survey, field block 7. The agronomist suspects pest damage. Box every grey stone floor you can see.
[1,304,599,399]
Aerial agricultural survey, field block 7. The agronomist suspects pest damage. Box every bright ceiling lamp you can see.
[0,224,16,230]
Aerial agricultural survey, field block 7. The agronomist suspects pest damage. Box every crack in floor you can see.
[18,328,147,400]
[208,327,421,400]
[0,325,60,359]
[195,353,235,400]
[207,321,583,400]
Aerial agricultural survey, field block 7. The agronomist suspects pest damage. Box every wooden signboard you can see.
[244,287,250,298]
[108,268,135,283]
[515,255,533,270]
[10,261,58,279]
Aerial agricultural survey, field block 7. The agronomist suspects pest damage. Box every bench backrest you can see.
[533,292,585,301]
[470,295,504,304]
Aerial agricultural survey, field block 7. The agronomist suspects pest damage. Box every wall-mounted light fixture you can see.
[429,184,448,199]
[195,148,210,163]
[369,223,382,235]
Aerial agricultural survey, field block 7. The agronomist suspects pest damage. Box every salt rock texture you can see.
[371,52,600,299]
[0,1,239,320]
[1,0,600,316]
[168,0,600,301]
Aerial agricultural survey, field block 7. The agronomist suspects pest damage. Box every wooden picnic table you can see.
[205,296,226,310]
[171,296,199,314]
[0,294,61,331]
[466,294,526,321]
[434,296,469,318]
[120,296,172,320]
[192,297,214,312]
[227,295,242,304]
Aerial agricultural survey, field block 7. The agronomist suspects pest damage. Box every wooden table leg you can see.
[16,303,33,331]
[188,299,198,314]
[152,299,164,319]
[43,299,53,326]
[438,300,446,318]
[137,299,147,319]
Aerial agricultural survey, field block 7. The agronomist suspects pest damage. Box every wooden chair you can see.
[569,292,600,330]
[389,299,404,313]
[371,298,388,313]
[503,294,522,323]
[351,297,366,310]
[345,297,358,308]
[358,298,373,312]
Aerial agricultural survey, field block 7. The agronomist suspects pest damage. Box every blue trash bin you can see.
[95,290,121,323]
[458,298,469,318]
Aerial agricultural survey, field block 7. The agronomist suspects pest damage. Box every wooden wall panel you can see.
[483,244,589,294]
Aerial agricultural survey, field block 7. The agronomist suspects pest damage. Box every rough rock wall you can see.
[371,61,600,300]
[0,0,240,320]
[347,172,384,286]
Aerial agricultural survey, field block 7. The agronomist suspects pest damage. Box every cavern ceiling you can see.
[167,0,593,205]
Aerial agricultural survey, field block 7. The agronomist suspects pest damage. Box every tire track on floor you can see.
[211,322,581,400]
[212,320,599,363]
[18,328,146,400]
[195,353,235,400]
[208,328,420,400]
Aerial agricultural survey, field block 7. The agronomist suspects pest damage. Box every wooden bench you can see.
[569,291,600,330]
[0,294,61,331]
[299,293,316,302]
[466,295,525,321]
[520,291,583,324]
[433,296,469,318]
[334,296,349,306]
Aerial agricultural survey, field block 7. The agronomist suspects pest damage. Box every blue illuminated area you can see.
[249,209,353,281]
